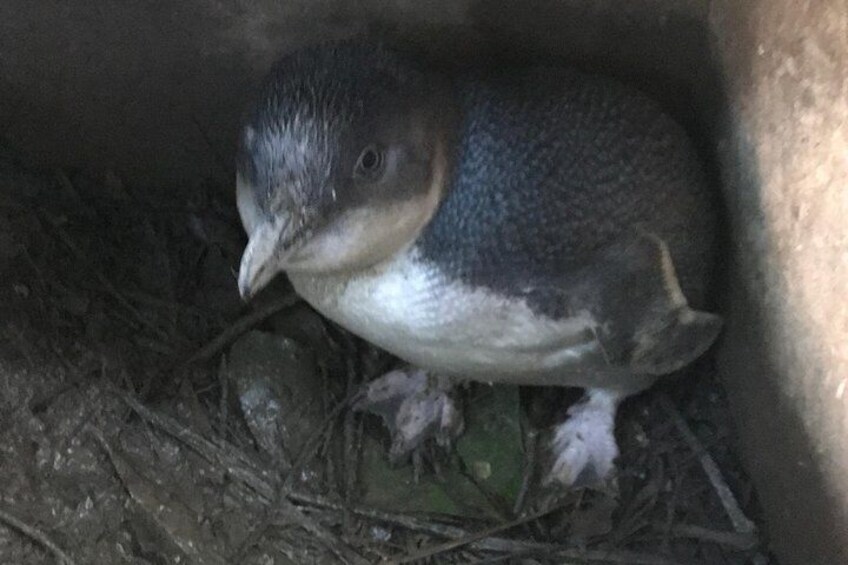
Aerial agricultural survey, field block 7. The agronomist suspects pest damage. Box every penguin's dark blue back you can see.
[416,67,716,314]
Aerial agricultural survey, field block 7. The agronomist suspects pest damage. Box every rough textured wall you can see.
[0,0,711,190]
[711,0,848,562]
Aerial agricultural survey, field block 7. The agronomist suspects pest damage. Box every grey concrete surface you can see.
[711,0,848,562]
[0,1,846,563]
[0,0,712,189]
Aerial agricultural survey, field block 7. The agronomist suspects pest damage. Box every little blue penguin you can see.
[236,40,721,487]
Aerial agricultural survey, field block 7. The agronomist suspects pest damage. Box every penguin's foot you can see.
[353,368,464,462]
[544,388,622,489]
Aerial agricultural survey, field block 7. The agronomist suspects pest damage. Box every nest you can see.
[0,149,772,564]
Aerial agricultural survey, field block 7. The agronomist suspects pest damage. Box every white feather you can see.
[288,248,624,387]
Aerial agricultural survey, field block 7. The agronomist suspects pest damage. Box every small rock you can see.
[269,303,346,378]
[228,331,324,469]
[370,525,392,542]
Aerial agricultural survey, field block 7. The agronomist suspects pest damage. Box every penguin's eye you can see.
[354,145,385,179]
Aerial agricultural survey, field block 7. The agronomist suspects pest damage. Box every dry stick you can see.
[289,491,480,540]
[512,429,538,516]
[660,468,683,553]
[389,505,563,564]
[191,114,231,177]
[112,389,368,565]
[342,354,359,530]
[217,355,230,437]
[282,393,353,490]
[0,507,78,565]
[54,170,85,204]
[186,293,300,364]
[90,429,228,565]
[533,550,677,565]
[114,389,673,565]
[41,212,179,347]
[467,549,671,565]
[125,289,216,320]
[229,507,275,565]
[229,396,352,561]
[288,492,678,565]
[662,523,758,551]
[658,395,756,534]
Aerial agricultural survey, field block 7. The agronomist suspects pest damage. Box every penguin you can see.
[236,40,721,487]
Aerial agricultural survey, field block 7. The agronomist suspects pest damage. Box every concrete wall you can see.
[711,0,848,562]
[0,1,713,190]
[1,1,846,562]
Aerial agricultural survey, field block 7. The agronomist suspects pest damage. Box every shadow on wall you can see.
[711,0,848,563]
[0,0,716,193]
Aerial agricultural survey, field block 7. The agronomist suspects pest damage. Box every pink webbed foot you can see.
[353,368,464,462]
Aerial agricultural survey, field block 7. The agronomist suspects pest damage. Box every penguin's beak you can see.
[238,215,298,300]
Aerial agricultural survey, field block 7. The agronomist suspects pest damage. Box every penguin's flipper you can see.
[572,232,722,376]
[629,305,722,375]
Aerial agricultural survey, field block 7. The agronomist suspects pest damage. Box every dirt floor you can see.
[0,144,775,564]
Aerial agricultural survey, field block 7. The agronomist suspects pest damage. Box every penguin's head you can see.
[236,41,454,300]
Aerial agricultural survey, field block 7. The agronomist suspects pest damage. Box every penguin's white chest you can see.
[288,249,607,385]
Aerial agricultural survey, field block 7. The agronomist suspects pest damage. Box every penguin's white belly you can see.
[287,249,638,387]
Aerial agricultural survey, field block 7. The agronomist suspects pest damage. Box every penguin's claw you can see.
[353,368,463,463]
[544,389,620,489]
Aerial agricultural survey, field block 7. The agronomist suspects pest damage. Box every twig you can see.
[343,353,360,529]
[287,492,679,564]
[110,386,674,565]
[110,388,367,565]
[217,354,229,437]
[186,293,300,364]
[658,394,756,534]
[467,553,524,564]
[660,467,683,553]
[229,506,274,564]
[191,114,230,177]
[282,393,353,490]
[54,170,84,204]
[0,506,78,565]
[544,549,678,565]
[40,212,181,346]
[288,491,473,538]
[389,505,563,564]
[659,523,758,551]
[512,429,538,516]
[90,428,228,565]
[125,289,217,321]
